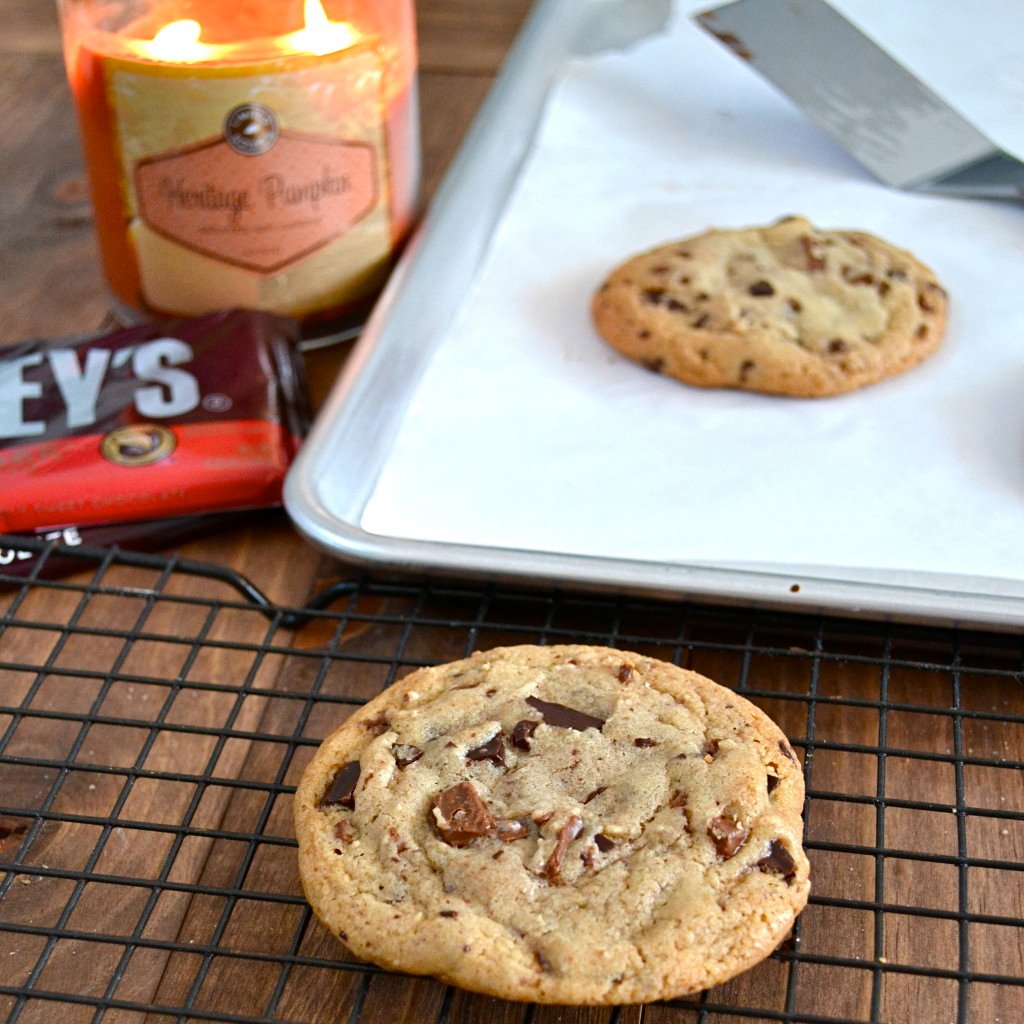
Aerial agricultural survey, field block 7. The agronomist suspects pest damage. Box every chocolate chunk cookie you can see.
[294,645,809,1004]
[591,216,947,397]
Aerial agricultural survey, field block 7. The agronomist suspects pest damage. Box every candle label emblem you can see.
[105,49,392,313]
[224,103,279,156]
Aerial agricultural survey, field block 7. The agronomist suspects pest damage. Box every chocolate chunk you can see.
[583,786,607,804]
[432,782,496,848]
[617,664,633,683]
[526,696,604,732]
[748,280,775,297]
[767,773,781,795]
[708,814,749,858]
[758,839,798,880]
[392,743,424,769]
[801,235,826,272]
[363,712,389,736]
[542,815,584,882]
[322,761,360,809]
[634,737,657,748]
[466,734,506,769]
[594,833,615,852]
[333,819,355,844]
[439,910,458,918]
[495,818,529,843]
[779,739,797,762]
[511,719,539,751]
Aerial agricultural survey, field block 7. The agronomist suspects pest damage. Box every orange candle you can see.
[58,0,420,329]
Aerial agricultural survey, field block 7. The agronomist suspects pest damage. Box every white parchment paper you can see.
[363,0,1024,581]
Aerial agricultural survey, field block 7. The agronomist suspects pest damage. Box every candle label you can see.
[104,48,392,315]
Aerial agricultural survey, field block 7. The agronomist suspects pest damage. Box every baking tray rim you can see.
[284,0,1024,631]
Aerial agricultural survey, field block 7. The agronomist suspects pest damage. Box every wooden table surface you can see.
[2,3,1023,1024]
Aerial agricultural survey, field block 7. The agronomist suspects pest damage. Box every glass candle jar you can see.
[57,0,420,331]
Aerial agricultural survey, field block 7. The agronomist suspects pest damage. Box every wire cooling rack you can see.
[1,539,1022,1024]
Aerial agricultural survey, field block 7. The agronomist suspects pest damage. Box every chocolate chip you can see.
[466,734,506,769]
[916,323,929,339]
[363,712,389,736]
[525,696,605,732]
[492,850,504,860]
[877,280,891,296]
[511,719,538,751]
[842,268,874,286]
[801,235,826,272]
[787,298,802,312]
[668,792,687,808]
[432,782,495,848]
[495,818,529,843]
[692,314,711,329]
[542,815,584,882]
[642,288,666,305]
[594,833,615,852]
[918,292,937,312]
[697,291,711,301]
[758,839,798,879]
[650,265,670,275]
[638,329,651,340]
[886,268,908,281]
[702,738,720,758]
[642,357,666,373]
[333,819,355,844]
[321,762,360,809]
[779,739,797,762]
[617,664,633,683]
[708,814,749,858]
[828,339,848,354]
[634,738,657,748]
[748,280,775,297]
[392,744,424,769]
[675,249,692,258]
[534,948,554,973]
[767,773,781,794]
[439,910,458,918]
[666,298,689,312]
[739,360,756,382]
[583,786,607,804]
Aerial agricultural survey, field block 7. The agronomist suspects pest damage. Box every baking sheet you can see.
[285,0,1024,627]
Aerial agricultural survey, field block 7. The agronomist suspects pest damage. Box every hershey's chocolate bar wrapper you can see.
[0,309,310,534]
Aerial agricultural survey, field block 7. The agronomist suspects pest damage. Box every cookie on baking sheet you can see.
[591,216,947,397]
[294,644,809,1004]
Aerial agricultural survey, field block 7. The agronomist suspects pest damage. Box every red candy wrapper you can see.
[0,309,309,566]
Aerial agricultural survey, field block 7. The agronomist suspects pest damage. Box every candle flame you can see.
[288,0,359,56]
[137,19,223,62]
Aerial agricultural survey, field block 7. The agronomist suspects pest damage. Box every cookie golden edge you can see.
[591,218,948,398]
[294,644,810,1004]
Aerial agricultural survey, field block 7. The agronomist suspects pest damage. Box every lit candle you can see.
[58,0,420,330]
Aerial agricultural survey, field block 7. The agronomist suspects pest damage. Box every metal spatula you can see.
[694,0,1024,201]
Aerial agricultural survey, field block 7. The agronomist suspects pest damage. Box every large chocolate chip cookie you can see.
[294,645,810,1004]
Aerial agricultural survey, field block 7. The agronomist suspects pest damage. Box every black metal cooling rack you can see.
[1,537,1023,1024]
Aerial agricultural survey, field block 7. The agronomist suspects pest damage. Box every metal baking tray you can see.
[284,0,1024,631]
